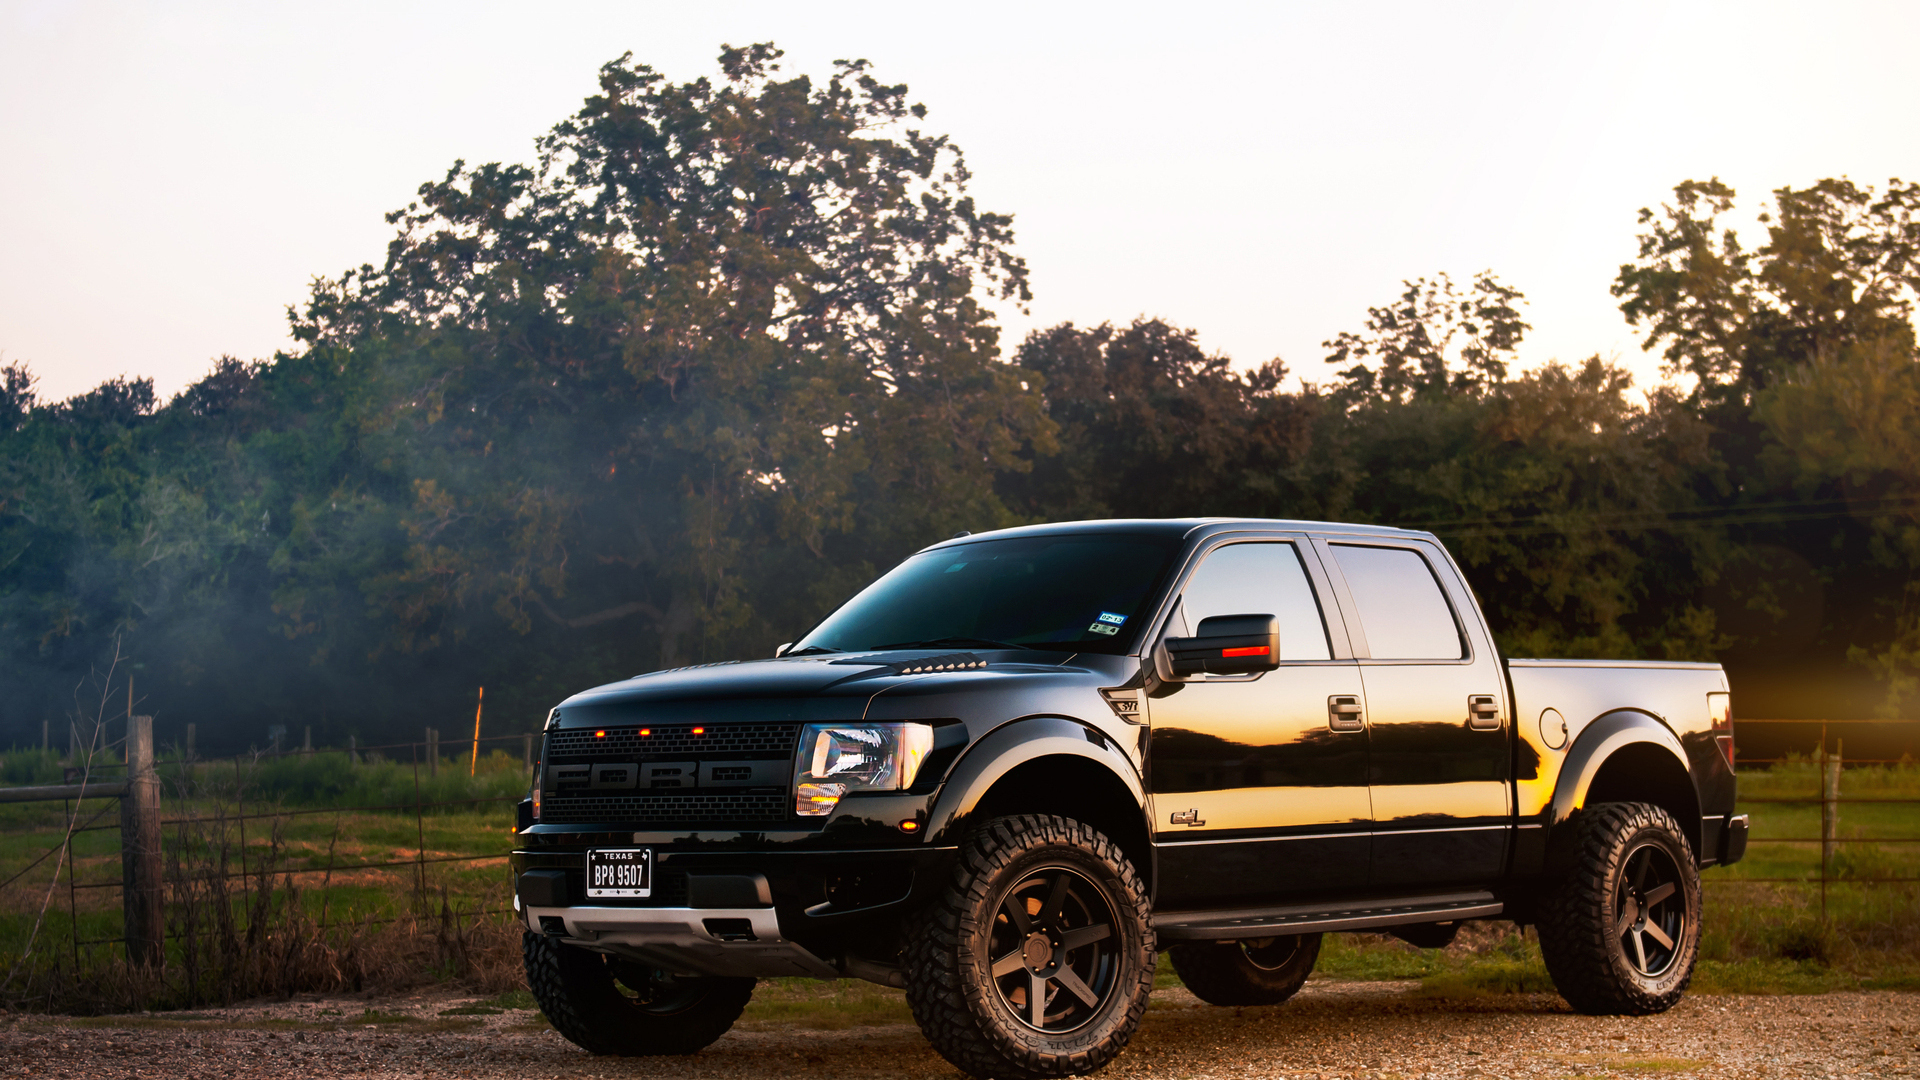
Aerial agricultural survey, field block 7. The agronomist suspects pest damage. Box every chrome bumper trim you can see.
[522,904,838,979]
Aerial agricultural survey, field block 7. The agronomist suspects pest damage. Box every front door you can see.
[1322,540,1512,889]
[1149,538,1372,909]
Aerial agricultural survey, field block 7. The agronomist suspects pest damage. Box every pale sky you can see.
[3,1,1917,405]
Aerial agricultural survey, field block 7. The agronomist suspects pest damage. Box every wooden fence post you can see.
[523,732,534,774]
[1822,739,1842,908]
[185,722,195,760]
[302,725,312,756]
[121,715,163,966]
[41,719,48,753]
[348,734,358,765]
[427,727,439,776]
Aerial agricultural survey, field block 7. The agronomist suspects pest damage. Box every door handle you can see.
[1328,695,1364,732]
[1468,695,1501,730]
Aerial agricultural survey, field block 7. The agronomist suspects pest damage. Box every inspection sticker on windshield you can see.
[1088,611,1127,636]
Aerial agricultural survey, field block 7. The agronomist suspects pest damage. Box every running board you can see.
[1154,891,1502,941]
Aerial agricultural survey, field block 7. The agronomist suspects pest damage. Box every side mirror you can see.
[1165,614,1280,677]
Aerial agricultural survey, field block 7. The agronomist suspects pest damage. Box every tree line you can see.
[4,45,1919,752]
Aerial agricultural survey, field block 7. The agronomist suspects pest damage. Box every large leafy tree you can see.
[289,43,1047,695]
[1305,274,1719,659]
[1615,178,1920,711]
[999,318,1312,521]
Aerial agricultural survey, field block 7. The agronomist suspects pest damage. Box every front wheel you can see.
[1536,802,1701,1015]
[522,931,755,1055]
[905,814,1156,1079]
[1169,933,1321,1006]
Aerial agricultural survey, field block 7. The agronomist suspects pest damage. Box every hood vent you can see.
[890,652,988,676]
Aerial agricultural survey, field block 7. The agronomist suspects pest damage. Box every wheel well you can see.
[969,755,1153,892]
[1583,742,1702,858]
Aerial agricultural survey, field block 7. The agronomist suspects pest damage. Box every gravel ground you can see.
[2,978,1915,1079]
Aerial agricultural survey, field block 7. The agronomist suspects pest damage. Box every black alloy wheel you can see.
[1615,841,1686,977]
[1536,801,1702,1016]
[987,865,1120,1032]
[906,814,1155,1079]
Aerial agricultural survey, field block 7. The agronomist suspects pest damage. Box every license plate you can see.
[585,848,652,898]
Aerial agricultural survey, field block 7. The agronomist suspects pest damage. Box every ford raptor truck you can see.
[509,518,1745,1079]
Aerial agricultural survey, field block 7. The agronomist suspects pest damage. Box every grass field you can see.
[0,745,1914,1013]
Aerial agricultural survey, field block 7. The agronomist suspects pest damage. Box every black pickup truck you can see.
[510,518,1745,1078]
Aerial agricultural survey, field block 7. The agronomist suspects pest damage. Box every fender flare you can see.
[1546,708,1700,852]
[925,715,1148,848]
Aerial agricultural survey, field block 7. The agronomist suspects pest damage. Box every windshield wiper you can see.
[872,637,1033,651]
[780,645,840,656]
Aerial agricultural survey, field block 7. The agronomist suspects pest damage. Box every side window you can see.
[1176,543,1332,661]
[1330,544,1463,660]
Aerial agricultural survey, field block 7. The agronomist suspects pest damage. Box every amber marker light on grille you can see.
[692,726,706,735]
[639,728,651,737]
[595,730,606,738]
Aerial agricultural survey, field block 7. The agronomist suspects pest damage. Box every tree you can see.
[1323,271,1529,405]
[1306,273,1721,658]
[1615,177,1920,403]
[289,43,1048,689]
[1616,177,1920,711]
[1000,319,1311,520]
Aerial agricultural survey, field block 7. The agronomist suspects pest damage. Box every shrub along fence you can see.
[0,714,533,1009]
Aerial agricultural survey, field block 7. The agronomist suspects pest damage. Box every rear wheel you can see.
[1536,802,1701,1015]
[905,814,1155,1079]
[522,931,755,1055]
[1169,933,1321,1006]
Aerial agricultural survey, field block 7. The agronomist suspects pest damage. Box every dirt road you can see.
[3,979,1915,1079]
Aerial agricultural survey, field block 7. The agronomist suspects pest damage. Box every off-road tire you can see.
[522,931,755,1055]
[1169,933,1321,1006]
[1536,801,1701,1016]
[905,814,1155,1079]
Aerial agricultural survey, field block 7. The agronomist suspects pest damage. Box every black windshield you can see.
[795,534,1181,655]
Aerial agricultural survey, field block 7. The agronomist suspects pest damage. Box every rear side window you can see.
[1330,544,1464,660]
[1176,542,1332,661]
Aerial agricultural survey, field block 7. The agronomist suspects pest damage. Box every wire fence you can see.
[1,723,534,974]
[1710,718,1920,918]
[4,715,1916,973]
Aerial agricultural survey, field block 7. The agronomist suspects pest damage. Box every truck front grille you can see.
[547,723,802,760]
[538,792,788,825]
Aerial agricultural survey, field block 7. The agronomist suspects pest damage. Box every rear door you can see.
[1319,538,1512,888]
[1149,536,1372,908]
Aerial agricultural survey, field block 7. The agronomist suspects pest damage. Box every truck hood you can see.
[552,651,1111,729]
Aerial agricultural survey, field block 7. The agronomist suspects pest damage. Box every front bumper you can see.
[510,841,958,977]
[521,902,838,978]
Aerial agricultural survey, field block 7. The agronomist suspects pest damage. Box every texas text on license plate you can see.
[585,848,652,898]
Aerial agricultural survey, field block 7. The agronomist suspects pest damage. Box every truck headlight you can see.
[794,723,935,817]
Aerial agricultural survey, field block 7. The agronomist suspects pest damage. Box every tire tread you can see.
[1536,801,1700,1016]
[905,814,1155,1079]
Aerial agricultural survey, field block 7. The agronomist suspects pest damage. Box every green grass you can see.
[1,752,1914,1011]
[482,988,537,1010]
[0,746,529,968]
[739,978,915,1029]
